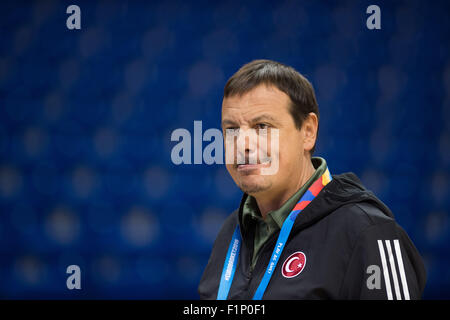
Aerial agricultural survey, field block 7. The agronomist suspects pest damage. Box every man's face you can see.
[222,85,307,197]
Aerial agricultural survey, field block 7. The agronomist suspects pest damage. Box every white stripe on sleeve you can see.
[377,240,393,300]
[385,240,401,300]
[394,239,410,300]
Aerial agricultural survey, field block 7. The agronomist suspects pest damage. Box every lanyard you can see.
[217,167,333,300]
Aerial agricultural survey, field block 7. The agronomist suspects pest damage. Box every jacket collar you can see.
[237,170,394,234]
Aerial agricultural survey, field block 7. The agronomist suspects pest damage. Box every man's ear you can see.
[302,112,318,153]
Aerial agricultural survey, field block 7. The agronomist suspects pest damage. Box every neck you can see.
[255,158,316,219]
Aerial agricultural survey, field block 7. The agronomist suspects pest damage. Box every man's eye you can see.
[256,123,269,130]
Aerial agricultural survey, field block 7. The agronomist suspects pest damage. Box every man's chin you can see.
[238,178,272,195]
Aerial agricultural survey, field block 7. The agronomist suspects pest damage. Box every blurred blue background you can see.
[0,0,449,299]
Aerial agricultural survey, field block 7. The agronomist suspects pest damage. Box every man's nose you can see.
[236,128,258,154]
[235,129,261,165]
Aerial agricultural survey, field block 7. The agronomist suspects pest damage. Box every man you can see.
[198,60,426,300]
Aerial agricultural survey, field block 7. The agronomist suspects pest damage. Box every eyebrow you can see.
[251,114,278,124]
[221,114,279,128]
[221,119,238,128]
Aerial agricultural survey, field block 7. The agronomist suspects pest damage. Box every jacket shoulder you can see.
[333,203,427,299]
[219,208,239,236]
[331,201,396,235]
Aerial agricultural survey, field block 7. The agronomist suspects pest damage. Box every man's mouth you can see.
[236,159,271,171]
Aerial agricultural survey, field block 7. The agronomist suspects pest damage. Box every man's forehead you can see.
[221,113,279,128]
[221,85,290,118]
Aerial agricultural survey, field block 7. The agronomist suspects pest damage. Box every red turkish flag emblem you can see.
[281,251,306,278]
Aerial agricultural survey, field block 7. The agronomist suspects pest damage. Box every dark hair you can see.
[223,59,319,156]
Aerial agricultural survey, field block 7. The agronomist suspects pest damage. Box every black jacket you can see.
[198,172,426,299]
